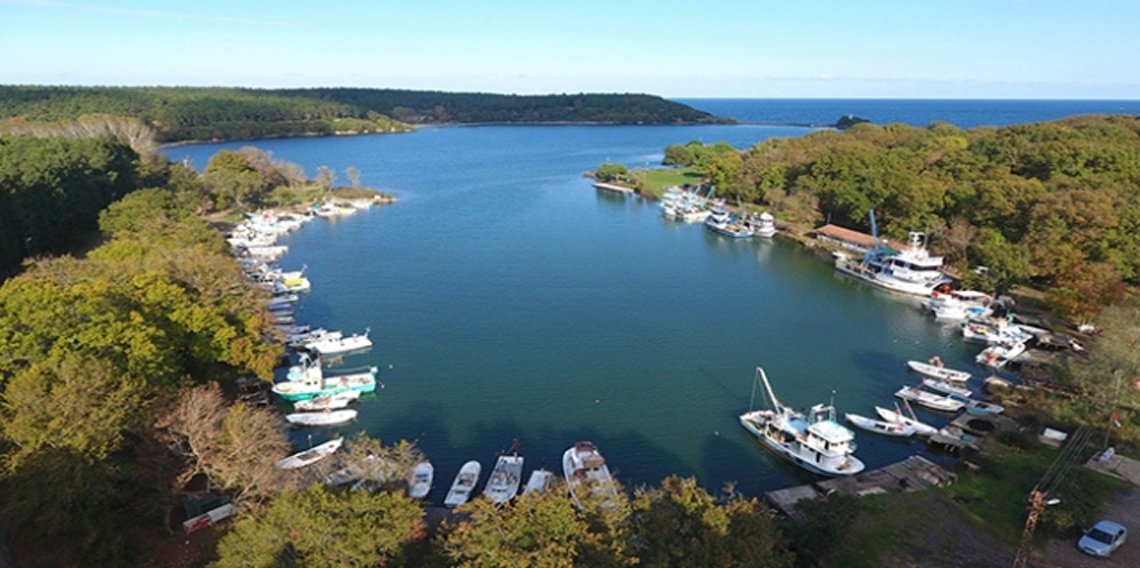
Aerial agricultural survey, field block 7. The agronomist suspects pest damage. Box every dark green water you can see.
[170,124,984,500]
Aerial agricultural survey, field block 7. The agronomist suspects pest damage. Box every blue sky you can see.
[2,0,1137,98]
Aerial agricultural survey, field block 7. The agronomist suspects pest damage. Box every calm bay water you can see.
[166,100,1133,501]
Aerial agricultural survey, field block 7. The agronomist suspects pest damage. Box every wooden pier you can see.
[764,455,955,520]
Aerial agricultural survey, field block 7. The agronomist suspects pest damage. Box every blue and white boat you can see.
[706,216,754,239]
[834,210,950,296]
[738,367,864,477]
[271,354,379,401]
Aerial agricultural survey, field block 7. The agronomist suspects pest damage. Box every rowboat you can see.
[920,378,973,399]
[874,403,939,437]
[293,390,361,411]
[845,413,916,437]
[906,359,971,383]
[484,451,524,505]
[276,438,343,470]
[444,460,481,508]
[523,469,553,495]
[407,461,434,499]
[895,386,967,413]
[284,409,357,426]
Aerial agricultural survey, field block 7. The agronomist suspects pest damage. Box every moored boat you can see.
[523,468,553,495]
[563,441,620,510]
[894,386,967,413]
[874,403,939,437]
[407,461,434,499]
[271,354,379,401]
[906,359,971,383]
[965,400,1005,415]
[484,450,524,505]
[293,390,361,412]
[444,460,482,508]
[284,409,357,426]
[920,378,973,399]
[276,438,343,469]
[304,328,373,356]
[746,211,777,238]
[738,367,864,477]
[845,413,916,437]
[976,341,1027,369]
[833,210,950,296]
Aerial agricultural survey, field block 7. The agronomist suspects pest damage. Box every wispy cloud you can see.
[3,0,309,28]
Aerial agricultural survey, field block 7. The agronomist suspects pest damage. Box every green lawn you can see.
[638,168,704,198]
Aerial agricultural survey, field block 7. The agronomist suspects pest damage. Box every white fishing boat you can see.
[407,461,434,499]
[303,328,373,356]
[906,359,971,383]
[276,438,343,470]
[920,378,973,399]
[874,403,939,437]
[444,460,482,508]
[924,289,993,321]
[562,441,620,510]
[271,354,379,401]
[961,315,1033,345]
[738,367,865,477]
[284,409,357,426]
[483,449,524,505]
[293,390,361,412]
[894,386,967,413]
[747,211,777,238]
[845,413,916,437]
[976,341,1027,369]
[523,468,553,495]
[286,328,342,348]
[833,210,950,296]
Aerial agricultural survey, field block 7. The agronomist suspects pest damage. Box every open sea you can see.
[167,99,1138,502]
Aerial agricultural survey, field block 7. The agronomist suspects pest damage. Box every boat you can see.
[407,461,434,499]
[444,460,482,508]
[976,341,1027,369]
[286,328,342,348]
[961,317,1033,345]
[271,354,379,401]
[276,438,343,470]
[845,413,916,437]
[833,210,950,296]
[965,400,1005,415]
[746,211,777,238]
[906,359,971,383]
[738,367,865,477]
[562,441,620,509]
[483,448,525,504]
[293,390,361,411]
[284,409,357,426]
[706,216,754,239]
[894,385,967,412]
[920,378,973,399]
[874,402,939,437]
[303,328,373,356]
[924,289,993,321]
[523,468,553,495]
[706,200,730,224]
[325,455,394,487]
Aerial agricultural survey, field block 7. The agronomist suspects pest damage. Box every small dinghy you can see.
[875,403,939,437]
[907,359,971,383]
[523,469,553,495]
[920,378,973,399]
[444,460,482,508]
[293,390,361,412]
[407,461,434,499]
[846,413,916,437]
[276,438,343,470]
[285,409,357,426]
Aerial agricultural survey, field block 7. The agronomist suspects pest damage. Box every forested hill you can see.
[0,86,725,142]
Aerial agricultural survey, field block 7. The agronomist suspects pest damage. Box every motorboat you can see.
[746,211,777,238]
[976,341,1027,369]
[325,455,395,487]
[286,328,342,348]
[407,461,434,499]
[523,468,553,495]
[285,409,357,426]
[920,378,973,399]
[906,359,971,383]
[303,328,373,356]
[276,438,343,470]
[738,367,864,477]
[965,400,1005,415]
[874,403,939,437]
[833,210,950,296]
[563,441,620,510]
[706,216,754,239]
[293,390,361,412]
[895,385,967,412]
[924,289,993,321]
[271,354,378,401]
[444,460,482,507]
[962,318,1033,345]
[483,450,524,505]
[845,413,916,437]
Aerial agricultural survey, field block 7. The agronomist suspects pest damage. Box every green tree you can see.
[444,489,596,567]
[595,163,630,183]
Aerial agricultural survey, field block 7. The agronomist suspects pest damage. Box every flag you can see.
[1111,412,1122,428]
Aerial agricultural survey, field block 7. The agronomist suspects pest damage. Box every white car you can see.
[1077,519,1127,558]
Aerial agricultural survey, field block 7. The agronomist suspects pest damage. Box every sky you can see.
[2,0,1138,99]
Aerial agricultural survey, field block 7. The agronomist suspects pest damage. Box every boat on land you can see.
[407,461,434,499]
[833,210,950,296]
[444,460,482,508]
[276,438,343,470]
[894,385,967,413]
[484,447,525,504]
[738,367,865,477]
[293,390,361,411]
[271,354,379,401]
[906,359,971,383]
[874,402,939,437]
[976,341,1027,369]
[523,468,554,495]
[303,328,373,356]
[920,378,973,399]
[284,409,357,427]
[845,413,916,437]
[563,441,620,509]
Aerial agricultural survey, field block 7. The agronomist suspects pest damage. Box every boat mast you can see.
[755,367,781,411]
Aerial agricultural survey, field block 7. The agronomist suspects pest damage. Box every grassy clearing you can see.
[637,168,704,198]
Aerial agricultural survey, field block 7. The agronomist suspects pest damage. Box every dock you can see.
[764,455,955,520]
[592,182,634,194]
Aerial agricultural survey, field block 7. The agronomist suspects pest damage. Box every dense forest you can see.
[657,115,1140,321]
[0,86,724,143]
